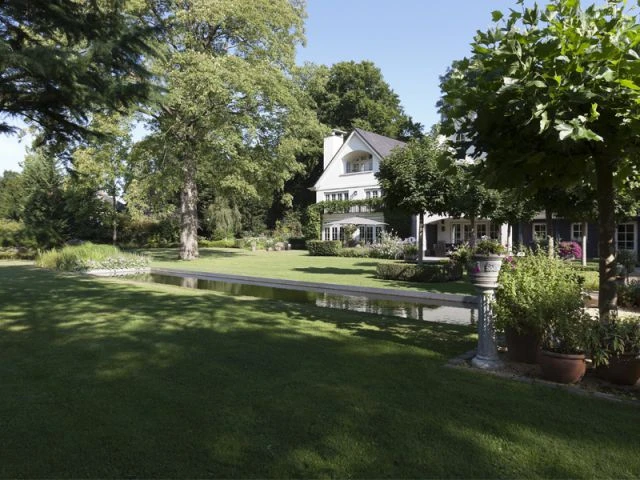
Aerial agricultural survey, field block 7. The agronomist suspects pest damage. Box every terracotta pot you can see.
[539,350,586,384]
[505,327,541,364]
[594,354,640,386]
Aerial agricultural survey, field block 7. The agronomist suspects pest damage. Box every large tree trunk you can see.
[545,209,554,257]
[180,156,199,260]
[595,156,617,317]
[418,212,424,265]
[469,216,477,248]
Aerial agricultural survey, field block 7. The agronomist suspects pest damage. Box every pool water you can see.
[129,273,478,325]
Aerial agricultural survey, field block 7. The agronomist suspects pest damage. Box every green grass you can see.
[1,263,639,478]
[143,247,476,295]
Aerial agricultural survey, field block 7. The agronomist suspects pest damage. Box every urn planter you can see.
[469,254,504,290]
[539,350,586,384]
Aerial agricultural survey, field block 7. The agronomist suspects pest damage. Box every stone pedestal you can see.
[470,254,504,370]
[471,289,503,369]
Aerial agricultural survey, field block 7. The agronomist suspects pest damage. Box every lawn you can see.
[143,247,477,295]
[1,262,639,478]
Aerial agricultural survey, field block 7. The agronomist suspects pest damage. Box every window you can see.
[533,223,547,240]
[476,224,487,239]
[323,227,330,240]
[452,223,470,244]
[490,223,500,240]
[359,226,374,243]
[331,227,340,241]
[617,223,635,251]
[571,223,584,241]
[346,153,373,173]
[325,191,348,201]
[365,189,379,199]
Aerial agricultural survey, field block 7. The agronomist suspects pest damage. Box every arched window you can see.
[345,151,373,174]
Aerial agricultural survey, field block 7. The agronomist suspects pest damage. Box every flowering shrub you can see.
[369,231,404,259]
[558,241,582,260]
[474,238,506,255]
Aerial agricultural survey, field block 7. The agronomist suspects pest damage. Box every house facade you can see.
[515,215,639,257]
[310,128,403,244]
[311,129,639,257]
[311,128,509,249]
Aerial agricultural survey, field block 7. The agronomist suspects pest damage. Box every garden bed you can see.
[449,349,640,404]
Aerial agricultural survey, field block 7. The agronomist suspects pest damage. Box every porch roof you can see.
[325,216,387,226]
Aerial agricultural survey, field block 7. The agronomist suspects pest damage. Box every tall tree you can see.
[439,0,640,316]
[143,0,314,260]
[0,170,25,221]
[0,0,156,143]
[21,149,68,248]
[376,134,452,263]
[270,60,424,226]
[310,60,423,141]
[71,113,133,244]
[446,162,502,248]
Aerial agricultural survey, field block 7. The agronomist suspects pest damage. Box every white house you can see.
[311,128,511,252]
[310,128,404,244]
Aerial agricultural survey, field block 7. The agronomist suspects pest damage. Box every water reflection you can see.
[129,273,477,325]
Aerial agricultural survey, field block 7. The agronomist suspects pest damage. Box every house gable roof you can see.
[311,129,405,191]
[353,128,405,158]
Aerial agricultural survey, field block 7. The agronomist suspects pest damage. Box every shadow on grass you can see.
[351,261,381,267]
[292,266,375,276]
[0,264,638,478]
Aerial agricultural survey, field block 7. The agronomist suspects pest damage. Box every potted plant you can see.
[586,316,640,385]
[494,251,584,364]
[402,242,418,262]
[469,239,506,289]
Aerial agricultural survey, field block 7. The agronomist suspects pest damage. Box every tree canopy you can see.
[307,61,423,141]
[439,0,640,315]
[140,0,316,259]
[0,0,156,143]
[376,134,452,261]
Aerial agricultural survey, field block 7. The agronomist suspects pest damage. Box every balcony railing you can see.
[318,198,384,215]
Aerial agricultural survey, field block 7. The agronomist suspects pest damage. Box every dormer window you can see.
[345,152,373,174]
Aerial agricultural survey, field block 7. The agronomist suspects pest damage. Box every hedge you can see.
[199,239,237,248]
[0,220,35,248]
[376,261,463,283]
[0,247,37,260]
[288,237,307,250]
[337,247,370,258]
[307,240,342,256]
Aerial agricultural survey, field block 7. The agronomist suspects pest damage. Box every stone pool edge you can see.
[150,267,479,306]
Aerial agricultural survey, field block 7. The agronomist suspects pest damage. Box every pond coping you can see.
[150,267,479,306]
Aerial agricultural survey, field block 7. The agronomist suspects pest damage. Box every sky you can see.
[0,0,527,173]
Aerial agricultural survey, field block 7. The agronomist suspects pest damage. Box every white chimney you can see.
[323,130,345,170]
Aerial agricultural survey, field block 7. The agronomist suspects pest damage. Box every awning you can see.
[325,216,387,226]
